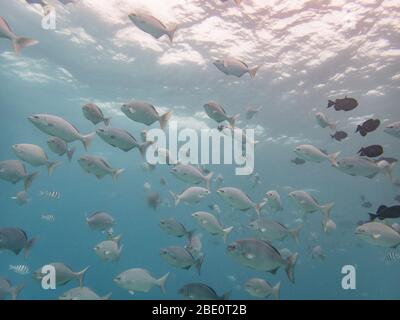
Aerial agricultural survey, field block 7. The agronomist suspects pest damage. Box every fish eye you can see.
[34,115,39,119]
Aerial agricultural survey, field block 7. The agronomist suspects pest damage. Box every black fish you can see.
[331,131,348,141]
[357,145,383,158]
[327,96,358,111]
[291,157,306,165]
[368,205,400,221]
[394,195,400,203]
[355,119,380,137]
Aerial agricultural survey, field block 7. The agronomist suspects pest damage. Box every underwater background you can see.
[0,0,399,300]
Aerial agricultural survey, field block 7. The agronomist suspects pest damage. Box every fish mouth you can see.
[96,128,105,134]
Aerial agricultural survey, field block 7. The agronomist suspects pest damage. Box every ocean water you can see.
[1,0,400,300]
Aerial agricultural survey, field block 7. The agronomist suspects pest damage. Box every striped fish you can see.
[40,191,61,200]
[9,265,30,275]
[384,251,400,263]
[41,214,55,222]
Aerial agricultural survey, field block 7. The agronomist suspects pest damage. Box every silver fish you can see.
[227,238,298,283]
[59,287,111,300]
[121,101,172,130]
[86,212,115,232]
[82,103,111,126]
[170,164,214,190]
[114,268,169,295]
[170,187,210,206]
[78,155,125,183]
[128,12,177,42]
[0,160,38,191]
[355,222,400,248]
[96,127,153,155]
[203,101,239,127]
[384,121,400,138]
[47,136,76,162]
[217,187,266,217]
[28,114,95,151]
[159,219,192,238]
[179,283,230,300]
[160,246,204,275]
[244,278,280,299]
[33,263,89,287]
[213,57,260,78]
[0,228,35,258]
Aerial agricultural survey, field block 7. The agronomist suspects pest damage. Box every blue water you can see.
[1,0,400,300]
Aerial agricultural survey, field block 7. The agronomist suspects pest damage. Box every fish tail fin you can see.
[195,255,205,275]
[11,284,25,300]
[249,65,260,78]
[24,172,38,191]
[157,272,170,294]
[205,172,214,190]
[285,252,298,283]
[116,244,124,261]
[368,213,378,221]
[321,202,334,221]
[159,110,172,130]
[12,37,38,55]
[222,226,234,244]
[255,201,267,218]
[170,191,180,207]
[139,141,155,158]
[220,290,231,300]
[328,151,341,167]
[24,237,36,259]
[272,282,281,300]
[112,168,125,183]
[111,234,123,245]
[290,225,302,244]
[81,132,96,151]
[47,161,62,176]
[167,26,178,42]
[101,293,112,300]
[327,100,335,108]
[227,114,240,128]
[67,146,76,162]
[77,266,90,287]
[103,117,111,126]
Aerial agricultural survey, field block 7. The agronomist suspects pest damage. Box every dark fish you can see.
[357,145,383,158]
[355,119,380,137]
[368,205,400,221]
[331,131,348,141]
[327,96,358,111]
[291,158,306,165]
[394,195,400,203]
